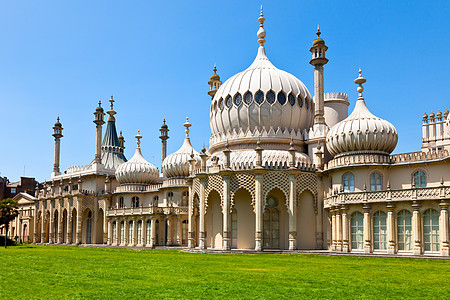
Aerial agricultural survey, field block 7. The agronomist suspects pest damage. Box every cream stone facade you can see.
[6,8,449,256]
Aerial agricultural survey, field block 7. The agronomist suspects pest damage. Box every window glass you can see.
[225,95,232,108]
[351,212,363,250]
[218,98,223,110]
[423,209,440,252]
[413,171,426,188]
[288,93,295,106]
[397,210,412,251]
[277,92,286,105]
[370,172,382,191]
[266,91,275,104]
[244,92,253,105]
[255,91,264,104]
[373,211,387,250]
[233,93,242,106]
[343,173,355,192]
[298,96,303,107]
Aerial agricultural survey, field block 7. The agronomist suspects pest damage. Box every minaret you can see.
[310,25,328,126]
[207,64,222,99]
[159,119,169,168]
[52,117,63,176]
[118,130,125,149]
[93,100,105,165]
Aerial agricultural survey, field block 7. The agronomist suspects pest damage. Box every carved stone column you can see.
[49,202,54,244]
[57,204,63,244]
[166,217,172,246]
[363,204,372,254]
[142,218,147,247]
[222,174,231,250]
[41,210,46,243]
[412,201,422,255]
[132,217,137,246]
[67,212,72,244]
[254,172,264,251]
[387,202,396,254]
[76,198,82,244]
[116,219,121,246]
[335,206,342,252]
[150,217,156,248]
[439,201,449,256]
[341,206,349,252]
[107,219,112,246]
[331,208,336,251]
[288,173,297,250]
[33,205,38,244]
[198,176,207,249]
[187,178,195,248]
[176,217,182,246]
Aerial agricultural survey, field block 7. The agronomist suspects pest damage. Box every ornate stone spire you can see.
[184,117,191,137]
[107,95,117,121]
[135,130,142,148]
[257,5,266,46]
[354,68,367,100]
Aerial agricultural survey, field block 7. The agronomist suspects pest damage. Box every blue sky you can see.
[0,1,449,182]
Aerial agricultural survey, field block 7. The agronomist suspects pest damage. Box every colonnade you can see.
[329,200,449,256]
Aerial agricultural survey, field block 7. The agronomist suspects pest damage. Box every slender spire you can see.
[184,117,191,137]
[257,5,266,46]
[316,25,321,37]
[107,95,116,121]
[135,130,142,148]
[354,68,367,100]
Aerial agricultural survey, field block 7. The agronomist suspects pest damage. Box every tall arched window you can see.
[118,197,124,208]
[397,210,412,251]
[146,220,151,244]
[128,221,134,245]
[351,212,364,250]
[373,211,387,250]
[120,221,125,244]
[263,196,280,249]
[423,209,440,252]
[370,172,382,191]
[112,221,117,244]
[231,209,237,249]
[153,196,159,207]
[137,220,143,245]
[181,191,188,206]
[86,211,92,244]
[132,196,140,208]
[168,191,174,202]
[343,173,355,192]
[413,170,426,188]
[182,220,188,245]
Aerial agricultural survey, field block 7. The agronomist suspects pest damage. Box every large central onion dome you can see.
[115,131,159,185]
[209,8,313,153]
[327,70,398,157]
[162,118,200,178]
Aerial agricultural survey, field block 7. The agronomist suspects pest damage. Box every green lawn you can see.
[0,246,449,299]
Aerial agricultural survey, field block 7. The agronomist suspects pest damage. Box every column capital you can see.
[439,200,449,209]
[412,201,422,210]
[362,204,371,211]
[386,201,396,211]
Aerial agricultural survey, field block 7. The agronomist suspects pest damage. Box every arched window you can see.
[244,92,253,105]
[225,95,232,108]
[343,173,355,192]
[263,203,280,249]
[182,220,188,245]
[266,91,275,104]
[128,221,133,245]
[137,220,143,245]
[255,91,264,104]
[231,209,237,249]
[132,196,140,208]
[413,170,426,188]
[146,220,151,244]
[120,221,125,244]
[397,210,412,251]
[277,92,286,105]
[181,191,188,206]
[233,93,242,106]
[298,96,303,108]
[118,197,124,208]
[423,209,439,252]
[288,93,296,106]
[218,98,223,110]
[373,211,387,250]
[112,221,117,244]
[351,212,364,250]
[370,172,382,191]
[153,196,159,207]
[167,191,174,202]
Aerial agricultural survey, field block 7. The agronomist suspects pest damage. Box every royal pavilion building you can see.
[7,8,450,256]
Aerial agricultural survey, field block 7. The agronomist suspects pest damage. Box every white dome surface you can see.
[209,46,314,150]
[162,137,200,178]
[326,72,398,157]
[115,147,159,185]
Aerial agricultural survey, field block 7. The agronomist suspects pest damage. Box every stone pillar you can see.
[439,201,449,256]
[331,208,336,251]
[41,211,46,243]
[387,203,396,254]
[166,217,172,246]
[132,218,137,246]
[187,179,195,248]
[107,219,112,245]
[124,218,129,246]
[198,177,207,249]
[335,206,342,252]
[176,217,182,246]
[67,213,72,244]
[412,201,422,255]
[49,203,54,244]
[76,199,82,244]
[363,204,372,254]
[341,206,349,252]
[116,219,121,246]
[142,218,147,247]
[57,210,63,244]
[316,177,324,249]
[288,173,297,250]
[222,174,231,250]
[254,172,264,251]
[33,207,38,244]
[151,217,156,248]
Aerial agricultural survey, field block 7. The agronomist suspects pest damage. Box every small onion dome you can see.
[210,65,220,81]
[96,100,104,113]
[326,69,398,157]
[115,131,158,184]
[54,116,62,127]
[162,118,200,178]
[312,26,325,46]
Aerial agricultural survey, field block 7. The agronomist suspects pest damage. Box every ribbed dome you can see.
[326,70,398,157]
[209,11,313,152]
[115,133,159,185]
[162,119,200,178]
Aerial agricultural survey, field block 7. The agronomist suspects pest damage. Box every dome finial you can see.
[184,117,191,137]
[107,95,117,121]
[354,68,367,100]
[257,5,266,46]
[135,130,142,148]
[317,25,321,37]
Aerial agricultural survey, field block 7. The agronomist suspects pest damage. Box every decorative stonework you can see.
[296,172,318,213]
[230,172,255,208]
[262,171,290,206]
[205,175,224,209]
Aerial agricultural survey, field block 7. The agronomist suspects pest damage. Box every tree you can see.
[0,198,19,248]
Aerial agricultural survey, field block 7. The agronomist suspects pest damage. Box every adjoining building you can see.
[11,9,449,256]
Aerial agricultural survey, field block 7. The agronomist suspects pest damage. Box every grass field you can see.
[0,246,449,299]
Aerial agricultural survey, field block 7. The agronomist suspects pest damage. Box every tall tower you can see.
[207,64,222,99]
[93,100,105,165]
[52,117,63,177]
[159,119,169,169]
[310,26,328,126]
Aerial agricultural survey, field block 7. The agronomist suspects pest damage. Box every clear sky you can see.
[0,0,449,182]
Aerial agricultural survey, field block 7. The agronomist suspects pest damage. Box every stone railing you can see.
[162,178,188,187]
[37,189,102,200]
[194,161,316,175]
[114,184,162,193]
[324,185,449,208]
[106,206,188,217]
[325,149,449,170]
